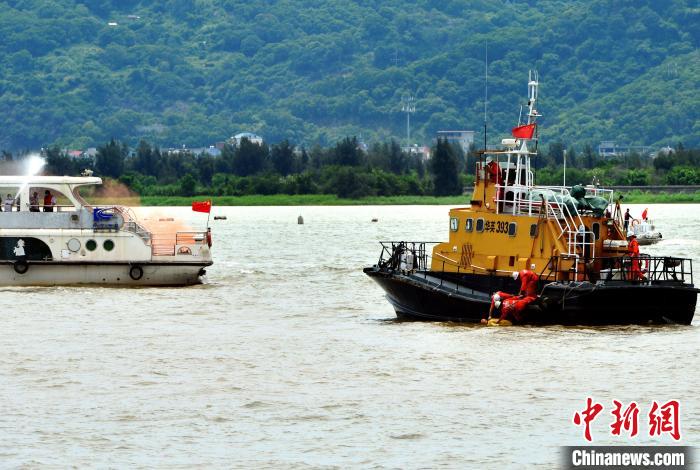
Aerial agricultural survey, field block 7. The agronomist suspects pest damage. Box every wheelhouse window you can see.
[476,218,484,232]
[450,217,459,232]
[508,222,517,237]
[465,218,473,232]
[529,223,538,237]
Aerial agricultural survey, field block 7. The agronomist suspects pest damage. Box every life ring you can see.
[13,260,29,274]
[631,218,641,226]
[129,265,144,281]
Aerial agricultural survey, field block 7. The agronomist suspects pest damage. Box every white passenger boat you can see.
[628,218,663,245]
[0,175,212,286]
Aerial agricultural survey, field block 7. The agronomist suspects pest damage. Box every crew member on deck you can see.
[485,156,503,203]
[485,157,502,186]
[624,208,631,231]
[483,269,539,325]
[627,233,644,281]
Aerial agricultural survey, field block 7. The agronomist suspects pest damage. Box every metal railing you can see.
[540,255,694,285]
[374,243,695,293]
[151,231,207,257]
[375,241,506,297]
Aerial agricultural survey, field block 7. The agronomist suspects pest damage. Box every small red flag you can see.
[642,208,648,220]
[192,200,212,213]
[511,123,536,139]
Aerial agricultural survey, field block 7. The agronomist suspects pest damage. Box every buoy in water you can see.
[371,218,378,222]
[214,216,227,220]
[298,215,304,225]
[487,318,512,327]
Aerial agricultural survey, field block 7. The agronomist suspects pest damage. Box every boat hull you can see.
[364,267,698,325]
[0,261,211,286]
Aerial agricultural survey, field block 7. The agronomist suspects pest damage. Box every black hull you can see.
[364,267,698,325]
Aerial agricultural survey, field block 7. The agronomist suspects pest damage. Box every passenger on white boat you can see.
[29,192,39,212]
[4,194,14,212]
[43,190,56,212]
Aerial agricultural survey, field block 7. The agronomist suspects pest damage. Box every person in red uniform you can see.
[43,190,56,212]
[627,234,644,281]
[483,269,539,324]
[484,156,503,203]
[485,157,502,185]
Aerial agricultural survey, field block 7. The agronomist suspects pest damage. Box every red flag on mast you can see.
[511,123,536,139]
[192,200,212,213]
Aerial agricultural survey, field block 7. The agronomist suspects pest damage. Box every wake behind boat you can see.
[0,175,212,286]
[364,72,698,325]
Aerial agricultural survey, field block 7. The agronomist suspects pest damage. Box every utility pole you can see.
[401,95,416,147]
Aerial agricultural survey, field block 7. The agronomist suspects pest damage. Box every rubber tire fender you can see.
[129,265,144,281]
[13,260,29,274]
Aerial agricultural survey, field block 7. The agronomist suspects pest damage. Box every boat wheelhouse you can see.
[364,72,698,325]
[0,175,212,286]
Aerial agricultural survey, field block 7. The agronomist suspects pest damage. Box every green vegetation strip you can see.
[138,192,700,206]
[140,195,469,206]
[618,190,700,203]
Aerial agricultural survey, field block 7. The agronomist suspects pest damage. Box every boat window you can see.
[529,223,538,237]
[103,239,115,251]
[86,239,97,251]
[450,217,459,231]
[465,218,473,232]
[592,223,600,240]
[476,218,484,232]
[508,222,517,236]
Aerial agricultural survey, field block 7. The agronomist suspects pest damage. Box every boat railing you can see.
[541,255,694,285]
[176,231,207,245]
[492,186,594,257]
[151,231,208,257]
[376,241,492,296]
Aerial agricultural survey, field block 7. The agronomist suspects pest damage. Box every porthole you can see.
[508,222,517,237]
[465,218,473,232]
[86,239,97,251]
[529,224,538,238]
[67,238,81,252]
[476,218,484,232]
[103,239,115,251]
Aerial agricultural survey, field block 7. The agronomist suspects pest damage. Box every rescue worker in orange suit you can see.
[627,234,644,281]
[484,156,503,203]
[483,269,539,324]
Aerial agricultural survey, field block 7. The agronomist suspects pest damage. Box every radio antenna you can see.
[483,40,488,150]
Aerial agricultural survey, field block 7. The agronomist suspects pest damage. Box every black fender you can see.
[13,259,29,274]
[129,265,144,281]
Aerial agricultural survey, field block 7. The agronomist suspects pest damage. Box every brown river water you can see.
[0,204,698,468]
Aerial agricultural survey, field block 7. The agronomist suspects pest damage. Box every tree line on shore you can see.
[6,138,700,198]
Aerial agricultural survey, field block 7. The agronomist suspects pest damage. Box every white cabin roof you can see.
[0,176,102,186]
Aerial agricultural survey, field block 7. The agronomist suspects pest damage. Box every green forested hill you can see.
[0,0,698,151]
